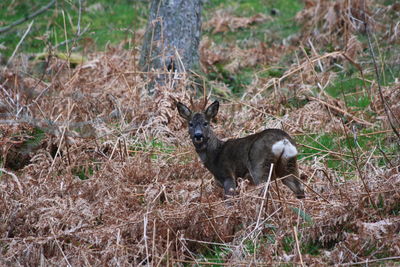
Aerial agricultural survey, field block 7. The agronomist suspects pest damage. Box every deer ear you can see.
[205,100,219,120]
[177,102,192,120]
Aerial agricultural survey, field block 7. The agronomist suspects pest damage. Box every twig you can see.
[0,0,56,34]
[358,130,392,137]
[183,238,234,248]
[62,10,69,55]
[143,212,150,267]
[152,218,156,266]
[65,135,71,166]
[7,20,34,66]
[155,236,172,267]
[254,163,274,233]
[166,228,170,267]
[300,45,323,92]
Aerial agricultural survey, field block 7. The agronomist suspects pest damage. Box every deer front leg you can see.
[222,177,236,198]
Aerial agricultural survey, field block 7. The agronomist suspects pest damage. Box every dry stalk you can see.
[341,53,369,97]
[254,163,274,232]
[340,118,377,211]
[0,168,23,194]
[293,226,304,267]
[152,218,157,265]
[143,212,150,266]
[7,20,34,66]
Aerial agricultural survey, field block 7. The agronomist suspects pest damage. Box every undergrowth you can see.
[0,0,399,266]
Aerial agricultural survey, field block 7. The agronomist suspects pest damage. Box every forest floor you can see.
[1,0,400,266]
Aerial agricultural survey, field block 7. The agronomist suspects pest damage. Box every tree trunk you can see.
[139,0,202,93]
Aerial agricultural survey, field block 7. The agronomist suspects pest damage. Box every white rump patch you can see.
[272,139,298,159]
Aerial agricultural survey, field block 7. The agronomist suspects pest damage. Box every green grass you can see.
[325,76,371,108]
[283,234,322,256]
[298,129,398,175]
[129,139,175,160]
[0,0,148,58]
[25,127,46,149]
[197,244,231,267]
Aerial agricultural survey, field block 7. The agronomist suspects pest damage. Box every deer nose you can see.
[194,132,203,139]
[194,127,203,138]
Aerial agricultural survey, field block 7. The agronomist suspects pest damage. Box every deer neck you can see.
[196,130,223,164]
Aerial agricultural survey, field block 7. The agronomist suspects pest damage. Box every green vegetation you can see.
[289,206,313,223]
[325,77,371,108]
[73,164,94,180]
[0,0,148,57]
[298,129,397,174]
[283,234,322,256]
[129,139,175,160]
[25,127,46,149]
[198,244,230,266]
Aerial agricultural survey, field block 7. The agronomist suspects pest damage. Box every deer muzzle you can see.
[193,131,204,144]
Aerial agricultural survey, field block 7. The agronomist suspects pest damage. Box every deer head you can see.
[177,100,219,151]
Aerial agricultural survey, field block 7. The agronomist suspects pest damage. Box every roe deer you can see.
[177,100,305,199]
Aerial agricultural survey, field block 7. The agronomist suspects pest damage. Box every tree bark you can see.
[139,0,202,93]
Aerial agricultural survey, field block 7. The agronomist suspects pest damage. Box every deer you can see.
[177,100,305,199]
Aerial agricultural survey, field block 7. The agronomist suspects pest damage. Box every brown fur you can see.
[177,100,305,199]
